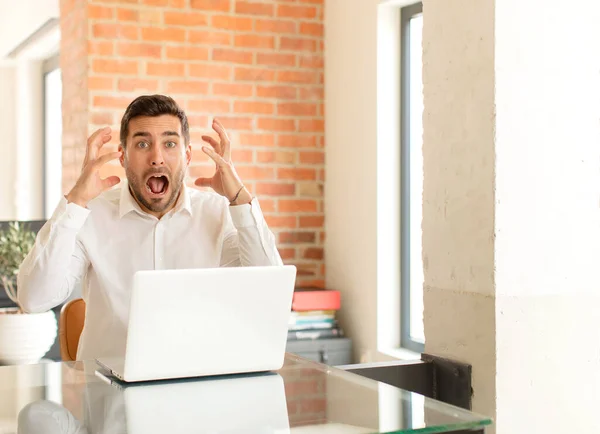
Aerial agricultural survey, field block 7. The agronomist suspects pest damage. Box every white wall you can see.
[0,66,18,220]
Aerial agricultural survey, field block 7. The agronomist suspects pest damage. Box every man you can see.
[17,95,282,361]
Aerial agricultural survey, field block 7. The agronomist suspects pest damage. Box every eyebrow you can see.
[132,131,180,139]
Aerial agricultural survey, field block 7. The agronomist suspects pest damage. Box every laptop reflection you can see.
[18,371,290,434]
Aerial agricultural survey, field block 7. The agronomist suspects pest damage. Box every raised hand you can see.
[66,127,122,208]
[195,118,251,205]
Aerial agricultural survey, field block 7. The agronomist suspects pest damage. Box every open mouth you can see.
[145,175,169,197]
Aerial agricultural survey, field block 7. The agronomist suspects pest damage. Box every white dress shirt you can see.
[17,180,282,361]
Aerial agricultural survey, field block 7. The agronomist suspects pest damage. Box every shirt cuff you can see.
[53,197,91,230]
[229,197,264,228]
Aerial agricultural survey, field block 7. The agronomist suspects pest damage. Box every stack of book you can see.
[287,287,344,341]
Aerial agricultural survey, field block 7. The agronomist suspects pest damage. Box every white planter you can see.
[0,308,57,365]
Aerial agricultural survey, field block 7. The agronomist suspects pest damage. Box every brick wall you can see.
[59,0,325,288]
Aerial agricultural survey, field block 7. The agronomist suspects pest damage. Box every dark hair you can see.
[119,94,190,146]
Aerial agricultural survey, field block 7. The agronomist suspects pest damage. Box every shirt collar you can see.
[118,180,193,219]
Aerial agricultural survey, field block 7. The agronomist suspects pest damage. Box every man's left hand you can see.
[195,118,252,206]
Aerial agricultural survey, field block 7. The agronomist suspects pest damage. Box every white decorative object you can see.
[0,308,57,365]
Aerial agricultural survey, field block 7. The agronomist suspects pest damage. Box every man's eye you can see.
[165,141,176,148]
[137,142,149,149]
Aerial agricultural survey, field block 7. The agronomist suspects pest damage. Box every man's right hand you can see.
[65,127,122,208]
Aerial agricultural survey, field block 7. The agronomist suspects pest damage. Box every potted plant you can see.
[0,222,57,365]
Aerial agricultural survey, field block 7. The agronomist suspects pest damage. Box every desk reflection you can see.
[18,371,290,434]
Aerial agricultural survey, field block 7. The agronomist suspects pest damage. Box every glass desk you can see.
[0,353,491,433]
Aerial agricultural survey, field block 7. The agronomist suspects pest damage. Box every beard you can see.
[126,166,186,215]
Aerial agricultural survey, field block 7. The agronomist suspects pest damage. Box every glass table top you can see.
[0,353,491,433]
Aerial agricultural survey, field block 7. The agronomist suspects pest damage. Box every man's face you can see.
[120,114,191,218]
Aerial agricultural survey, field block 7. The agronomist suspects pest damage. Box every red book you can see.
[292,289,341,311]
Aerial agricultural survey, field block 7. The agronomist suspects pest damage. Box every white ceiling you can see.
[0,0,59,61]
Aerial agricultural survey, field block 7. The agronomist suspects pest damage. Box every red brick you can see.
[188,99,231,113]
[236,1,274,16]
[116,7,137,21]
[213,116,253,130]
[279,200,317,213]
[141,0,168,5]
[147,62,186,76]
[258,151,296,164]
[234,101,274,114]
[211,15,253,31]
[278,248,296,260]
[278,135,317,148]
[88,77,114,91]
[299,119,324,132]
[239,133,275,147]
[277,4,317,18]
[166,46,210,60]
[297,279,325,289]
[88,5,114,19]
[258,199,276,212]
[118,42,162,58]
[190,0,230,11]
[212,48,253,64]
[285,380,320,395]
[299,398,326,413]
[257,85,296,99]
[93,96,132,109]
[170,0,185,5]
[188,30,232,45]
[278,102,317,116]
[213,82,253,97]
[118,78,160,92]
[90,112,114,126]
[299,151,324,164]
[299,215,324,228]
[277,168,316,180]
[299,55,324,69]
[277,70,318,84]
[280,37,317,52]
[236,166,274,180]
[256,183,295,196]
[142,27,185,42]
[303,247,323,260]
[256,53,296,67]
[264,215,296,228]
[235,67,275,82]
[231,149,254,163]
[88,41,114,56]
[258,118,296,132]
[167,80,210,93]
[234,34,275,49]
[188,64,232,80]
[255,18,297,34]
[300,22,323,37]
[163,11,208,26]
[92,59,138,75]
[280,232,316,243]
[299,86,324,100]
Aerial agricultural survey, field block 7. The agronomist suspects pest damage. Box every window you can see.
[400,2,424,352]
[43,54,62,218]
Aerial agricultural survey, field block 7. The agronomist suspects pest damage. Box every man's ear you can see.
[185,143,192,166]
[119,144,125,167]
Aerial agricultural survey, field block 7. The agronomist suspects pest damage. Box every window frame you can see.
[400,1,424,353]
[42,53,61,219]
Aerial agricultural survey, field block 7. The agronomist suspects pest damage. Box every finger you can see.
[86,127,112,161]
[212,118,230,161]
[194,177,212,188]
[202,146,227,168]
[201,135,221,155]
[93,151,122,168]
[101,176,121,190]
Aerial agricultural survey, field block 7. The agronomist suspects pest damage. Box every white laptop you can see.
[95,265,297,383]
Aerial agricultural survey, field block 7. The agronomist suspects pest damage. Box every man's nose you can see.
[150,146,164,166]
